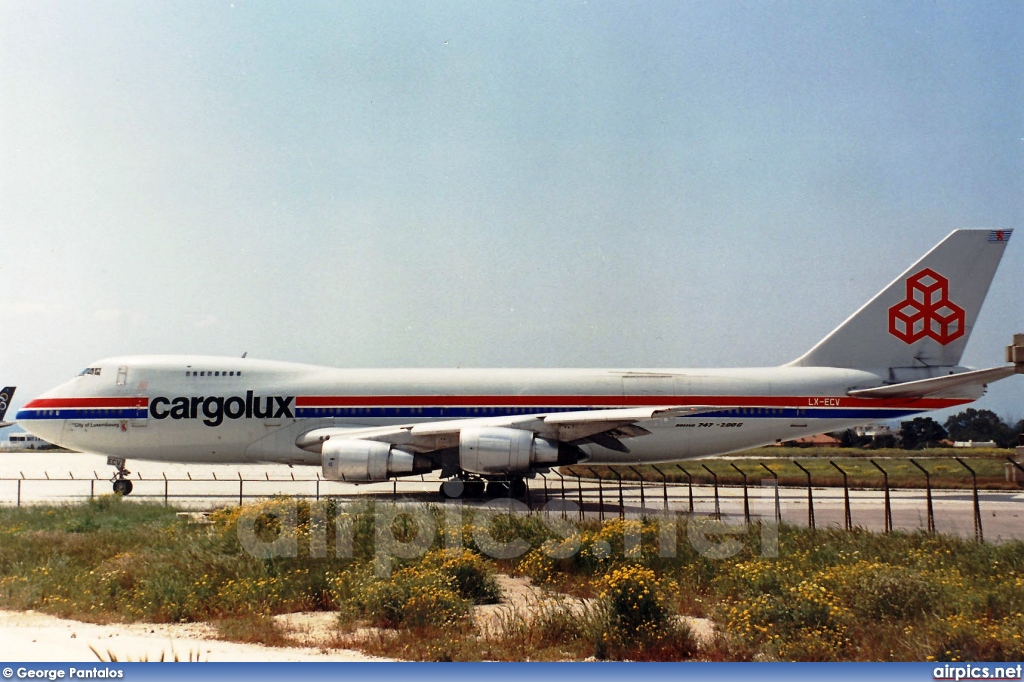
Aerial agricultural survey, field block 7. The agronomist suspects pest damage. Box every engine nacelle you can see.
[459,426,580,476]
[321,439,428,482]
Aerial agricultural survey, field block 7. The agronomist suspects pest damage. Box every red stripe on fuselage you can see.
[24,397,148,409]
[294,395,969,410]
[21,395,972,412]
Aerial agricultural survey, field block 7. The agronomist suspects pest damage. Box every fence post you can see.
[910,459,935,534]
[759,462,781,523]
[652,465,669,513]
[793,460,814,531]
[164,473,169,507]
[869,459,892,533]
[701,464,720,519]
[609,469,624,519]
[553,469,567,518]
[955,457,983,543]
[576,469,585,521]
[730,463,750,525]
[628,466,646,513]
[238,472,243,507]
[316,474,320,502]
[90,479,95,501]
[16,478,21,508]
[829,460,852,531]
[589,468,605,522]
[677,465,694,515]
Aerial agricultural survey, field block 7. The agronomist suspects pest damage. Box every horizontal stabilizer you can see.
[847,366,1015,400]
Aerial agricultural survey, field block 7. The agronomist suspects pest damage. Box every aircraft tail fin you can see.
[788,229,1012,375]
[0,387,15,422]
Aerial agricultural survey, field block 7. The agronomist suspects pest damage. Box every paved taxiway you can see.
[2,451,1022,542]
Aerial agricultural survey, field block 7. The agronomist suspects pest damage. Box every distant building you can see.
[783,433,842,447]
[952,440,997,448]
[0,433,54,450]
[853,424,895,438]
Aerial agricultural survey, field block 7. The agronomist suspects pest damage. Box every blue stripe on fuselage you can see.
[16,408,148,420]
[293,406,922,420]
[16,406,924,422]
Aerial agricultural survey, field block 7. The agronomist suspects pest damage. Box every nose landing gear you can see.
[107,457,133,496]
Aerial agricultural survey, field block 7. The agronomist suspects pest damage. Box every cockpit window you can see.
[78,368,102,377]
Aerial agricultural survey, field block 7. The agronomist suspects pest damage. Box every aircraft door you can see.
[620,374,677,464]
[131,396,148,427]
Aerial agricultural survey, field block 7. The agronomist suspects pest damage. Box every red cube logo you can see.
[888,268,965,345]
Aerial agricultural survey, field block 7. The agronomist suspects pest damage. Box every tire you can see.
[440,480,465,499]
[113,479,133,496]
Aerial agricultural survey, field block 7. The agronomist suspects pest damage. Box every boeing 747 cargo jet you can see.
[17,230,1024,496]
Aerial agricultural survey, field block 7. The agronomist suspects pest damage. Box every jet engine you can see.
[459,426,582,476]
[321,439,431,482]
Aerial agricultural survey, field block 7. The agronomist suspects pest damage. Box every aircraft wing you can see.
[295,405,721,455]
[846,366,1016,400]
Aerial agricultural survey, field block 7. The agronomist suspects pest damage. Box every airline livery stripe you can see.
[292,406,937,421]
[17,409,147,420]
[17,395,971,413]
[294,395,966,410]
[24,397,148,409]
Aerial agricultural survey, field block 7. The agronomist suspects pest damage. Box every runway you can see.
[2,451,1022,542]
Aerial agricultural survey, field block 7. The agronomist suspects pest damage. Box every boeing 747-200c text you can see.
[17,230,1024,497]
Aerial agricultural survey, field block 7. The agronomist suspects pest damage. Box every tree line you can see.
[836,409,1024,450]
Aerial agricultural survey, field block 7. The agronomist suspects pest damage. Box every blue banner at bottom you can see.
[1,663,1023,682]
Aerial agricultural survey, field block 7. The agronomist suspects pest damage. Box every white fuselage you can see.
[16,355,970,468]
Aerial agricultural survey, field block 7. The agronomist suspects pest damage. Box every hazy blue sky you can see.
[2,1,1022,421]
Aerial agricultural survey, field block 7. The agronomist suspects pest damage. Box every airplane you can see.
[16,229,1024,497]
[0,387,15,429]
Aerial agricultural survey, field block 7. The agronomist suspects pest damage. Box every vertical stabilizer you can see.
[788,229,1012,373]
[0,387,14,422]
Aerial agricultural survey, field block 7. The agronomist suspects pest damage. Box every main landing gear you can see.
[108,457,133,496]
[439,476,527,500]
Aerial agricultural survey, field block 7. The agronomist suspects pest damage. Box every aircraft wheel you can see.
[113,479,133,496]
[465,481,486,498]
[440,480,465,499]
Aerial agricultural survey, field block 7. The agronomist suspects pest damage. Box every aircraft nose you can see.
[15,380,78,447]
[16,410,65,446]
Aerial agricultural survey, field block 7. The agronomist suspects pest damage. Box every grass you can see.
[1,496,1022,661]
[566,448,1024,490]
